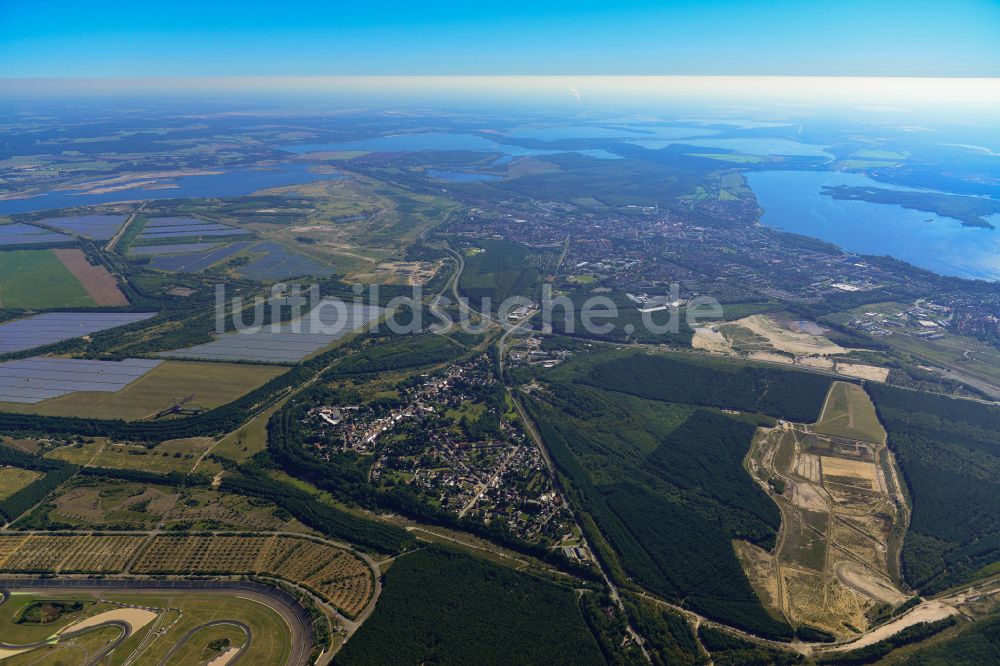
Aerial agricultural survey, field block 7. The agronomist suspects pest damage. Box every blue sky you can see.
[1,0,999,77]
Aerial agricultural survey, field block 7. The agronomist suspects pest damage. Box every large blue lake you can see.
[280,133,621,159]
[747,170,1000,281]
[0,163,340,215]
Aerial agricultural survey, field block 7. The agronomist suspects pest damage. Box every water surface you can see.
[747,170,1000,280]
[0,163,340,215]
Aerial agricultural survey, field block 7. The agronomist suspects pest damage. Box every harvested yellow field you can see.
[821,456,878,488]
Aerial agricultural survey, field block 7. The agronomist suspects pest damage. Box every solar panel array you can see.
[160,300,383,363]
[0,312,158,355]
[0,223,73,247]
[0,357,162,404]
[129,242,223,256]
[41,215,127,240]
[138,217,247,241]
[148,241,256,273]
[237,241,336,281]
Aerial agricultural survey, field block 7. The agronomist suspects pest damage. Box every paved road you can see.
[157,619,251,666]
[0,580,313,666]
[0,591,131,665]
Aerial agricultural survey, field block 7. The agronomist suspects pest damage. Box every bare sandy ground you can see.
[749,351,794,365]
[53,248,129,306]
[206,646,242,666]
[734,314,847,356]
[833,561,908,605]
[836,363,890,382]
[825,600,957,651]
[798,356,835,370]
[792,479,829,512]
[691,326,732,353]
[0,646,33,659]
[58,607,158,635]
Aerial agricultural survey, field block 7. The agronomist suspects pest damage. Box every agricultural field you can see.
[0,534,148,573]
[51,248,129,306]
[812,381,887,443]
[0,589,293,666]
[335,546,604,665]
[0,312,157,355]
[0,360,286,419]
[0,249,95,308]
[0,466,42,499]
[132,534,373,617]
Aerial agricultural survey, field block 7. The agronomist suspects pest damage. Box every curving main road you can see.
[157,619,251,666]
[0,580,313,666]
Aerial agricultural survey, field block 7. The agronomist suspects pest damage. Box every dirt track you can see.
[53,248,128,306]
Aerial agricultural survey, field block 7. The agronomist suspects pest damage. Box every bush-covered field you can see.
[334,546,604,666]
[869,384,1000,593]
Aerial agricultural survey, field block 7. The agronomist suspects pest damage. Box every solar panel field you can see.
[0,357,162,403]
[0,250,96,308]
[146,240,255,273]
[137,217,248,241]
[0,312,157,355]
[237,241,336,281]
[40,215,126,240]
[0,360,286,420]
[160,300,382,363]
[0,223,73,247]
[129,242,223,256]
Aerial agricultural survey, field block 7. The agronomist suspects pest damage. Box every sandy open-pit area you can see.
[733,314,847,356]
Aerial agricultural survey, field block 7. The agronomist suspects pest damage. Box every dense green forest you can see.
[523,382,792,639]
[458,238,550,311]
[868,384,1000,593]
[326,333,461,377]
[333,546,604,666]
[621,594,705,666]
[697,625,802,666]
[556,351,832,423]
